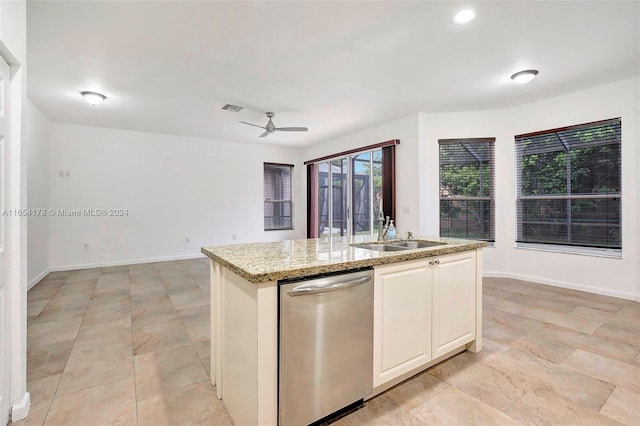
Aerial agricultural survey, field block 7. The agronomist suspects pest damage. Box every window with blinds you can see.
[515,118,621,250]
[439,138,495,242]
[264,163,293,231]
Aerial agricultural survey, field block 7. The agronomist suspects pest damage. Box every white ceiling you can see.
[27,1,640,146]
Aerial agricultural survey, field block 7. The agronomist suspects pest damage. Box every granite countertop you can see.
[201,235,486,284]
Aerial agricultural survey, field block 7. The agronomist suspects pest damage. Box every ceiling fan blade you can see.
[239,121,266,129]
[259,131,270,138]
[275,127,308,132]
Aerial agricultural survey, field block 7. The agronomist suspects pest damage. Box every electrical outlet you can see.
[59,170,64,178]
[65,171,70,177]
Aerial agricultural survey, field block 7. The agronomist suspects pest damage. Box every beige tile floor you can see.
[15,259,640,425]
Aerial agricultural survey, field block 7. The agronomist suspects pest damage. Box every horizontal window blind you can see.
[515,118,621,249]
[439,138,495,242]
[264,163,293,231]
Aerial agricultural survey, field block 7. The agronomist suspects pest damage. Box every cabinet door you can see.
[373,260,431,387]
[432,251,477,358]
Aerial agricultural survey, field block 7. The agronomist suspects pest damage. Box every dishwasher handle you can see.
[287,275,371,297]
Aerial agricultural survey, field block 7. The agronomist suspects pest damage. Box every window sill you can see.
[265,228,294,232]
[515,242,621,259]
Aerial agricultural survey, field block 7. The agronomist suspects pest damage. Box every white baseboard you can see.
[28,269,51,290]
[27,253,207,289]
[484,271,640,302]
[11,392,30,422]
[48,253,207,272]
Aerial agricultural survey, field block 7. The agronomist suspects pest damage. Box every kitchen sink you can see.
[352,240,446,252]
[354,243,410,252]
[389,241,445,249]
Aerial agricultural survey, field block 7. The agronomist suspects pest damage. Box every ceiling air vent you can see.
[221,104,244,112]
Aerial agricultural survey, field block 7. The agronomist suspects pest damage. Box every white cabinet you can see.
[373,250,479,389]
[373,259,431,387]
[431,250,477,358]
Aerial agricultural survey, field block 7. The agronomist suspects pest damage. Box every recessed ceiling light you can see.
[453,9,475,24]
[81,91,106,106]
[510,70,539,84]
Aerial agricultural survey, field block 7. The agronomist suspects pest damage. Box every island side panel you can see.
[256,281,278,425]
[466,248,483,353]
[218,267,278,426]
[222,268,259,425]
[210,260,221,394]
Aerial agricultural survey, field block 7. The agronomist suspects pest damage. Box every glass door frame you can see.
[305,139,399,240]
[312,148,381,240]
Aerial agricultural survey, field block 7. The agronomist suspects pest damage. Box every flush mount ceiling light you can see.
[510,70,539,84]
[81,91,106,106]
[453,9,475,24]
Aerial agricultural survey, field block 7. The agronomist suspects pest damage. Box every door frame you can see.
[0,43,29,423]
[305,140,399,239]
[0,50,10,426]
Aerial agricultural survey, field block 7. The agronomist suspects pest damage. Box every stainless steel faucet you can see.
[377,215,390,241]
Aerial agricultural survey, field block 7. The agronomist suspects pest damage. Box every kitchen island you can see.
[202,235,485,425]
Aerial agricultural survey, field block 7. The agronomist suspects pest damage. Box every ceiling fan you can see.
[239,112,308,138]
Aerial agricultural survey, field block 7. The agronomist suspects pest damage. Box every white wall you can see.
[418,77,639,300]
[48,123,305,270]
[303,78,638,300]
[26,99,49,288]
[302,113,422,234]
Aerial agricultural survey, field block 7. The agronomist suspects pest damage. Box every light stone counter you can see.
[201,235,486,283]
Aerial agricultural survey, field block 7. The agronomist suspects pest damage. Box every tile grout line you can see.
[40,275,95,426]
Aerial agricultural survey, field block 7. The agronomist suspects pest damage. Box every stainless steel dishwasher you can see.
[279,269,374,426]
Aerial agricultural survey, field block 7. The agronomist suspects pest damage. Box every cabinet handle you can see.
[287,275,371,296]
[434,259,440,265]
[429,260,434,266]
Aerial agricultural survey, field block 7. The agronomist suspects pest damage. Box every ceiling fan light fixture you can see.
[81,91,106,106]
[510,70,539,84]
[239,112,308,138]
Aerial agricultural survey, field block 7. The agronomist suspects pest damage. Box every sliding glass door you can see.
[317,158,349,236]
[306,140,398,239]
[314,149,383,239]
[352,151,383,237]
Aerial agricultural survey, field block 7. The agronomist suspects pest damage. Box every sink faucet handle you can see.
[406,231,414,240]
